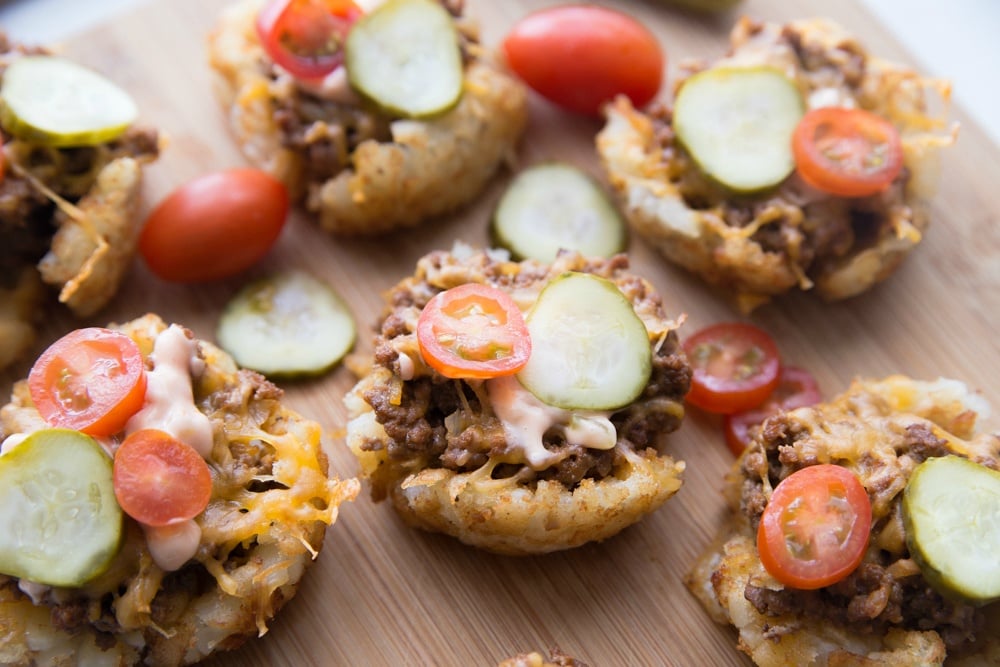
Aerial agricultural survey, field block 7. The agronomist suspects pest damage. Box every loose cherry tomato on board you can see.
[113,429,213,527]
[723,366,821,456]
[682,322,781,414]
[256,0,363,80]
[417,283,531,379]
[757,464,872,590]
[792,107,904,198]
[139,169,289,283]
[28,327,147,437]
[502,5,664,117]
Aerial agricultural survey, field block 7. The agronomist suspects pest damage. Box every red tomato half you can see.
[113,429,213,527]
[502,5,664,117]
[139,169,289,283]
[256,0,363,80]
[28,327,147,437]
[793,107,904,198]
[723,366,821,456]
[682,322,781,414]
[417,283,531,379]
[757,464,872,590]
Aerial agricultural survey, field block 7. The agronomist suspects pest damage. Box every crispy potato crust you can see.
[346,367,684,555]
[208,0,528,235]
[686,376,1000,666]
[345,246,688,555]
[597,17,956,312]
[0,314,359,666]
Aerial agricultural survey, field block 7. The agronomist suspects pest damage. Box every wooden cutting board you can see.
[3,0,998,665]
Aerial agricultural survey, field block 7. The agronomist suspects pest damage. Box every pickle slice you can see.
[517,272,651,410]
[492,163,627,262]
[217,271,356,378]
[673,66,804,193]
[345,0,463,118]
[902,455,1000,605]
[0,55,138,147]
[0,428,122,587]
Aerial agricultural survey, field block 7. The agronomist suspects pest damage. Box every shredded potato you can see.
[0,314,359,666]
[686,376,1000,666]
[597,17,957,313]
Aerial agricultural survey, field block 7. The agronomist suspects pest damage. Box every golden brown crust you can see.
[36,156,144,316]
[686,376,1000,666]
[597,17,956,313]
[0,314,359,666]
[344,246,688,555]
[207,0,528,235]
[346,367,684,555]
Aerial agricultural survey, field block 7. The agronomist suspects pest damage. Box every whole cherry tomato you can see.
[723,366,821,456]
[682,322,781,414]
[417,282,531,379]
[502,5,664,117]
[757,464,872,590]
[113,429,213,526]
[28,327,147,437]
[256,0,363,80]
[793,107,904,197]
[139,169,289,283]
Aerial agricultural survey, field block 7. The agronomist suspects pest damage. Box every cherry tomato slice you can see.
[793,107,904,198]
[502,5,664,117]
[256,0,363,80]
[28,327,147,437]
[682,322,781,414]
[757,464,872,590]
[417,283,531,379]
[139,169,289,283]
[113,429,212,527]
[723,366,822,456]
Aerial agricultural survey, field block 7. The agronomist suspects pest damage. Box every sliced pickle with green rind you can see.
[0,55,138,147]
[217,271,356,378]
[492,163,627,262]
[517,272,651,410]
[902,455,1000,605]
[345,0,463,119]
[0,428,122,587]
[673,66,804,193]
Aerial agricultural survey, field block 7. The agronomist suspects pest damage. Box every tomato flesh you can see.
[723,366,821,456]
[417,283,531,379]
[758,464,872,590]
[139,169,289,283]
[113,429,212,527]
[256,0,363,80]
[28,328,147,437]
[502,5,664,117]
[682,322,781,414]
[793,107,903,197]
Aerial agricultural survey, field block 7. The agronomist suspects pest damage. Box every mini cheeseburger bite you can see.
[687,375,1000,665]
[345,245,691,555]
[208,0,527,235]
[597,17,956,312]
[0,34,160,369]
[0,314,359,666]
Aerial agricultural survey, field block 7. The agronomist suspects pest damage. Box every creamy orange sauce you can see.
[143,520,202,572]
[126,324,213,459]
[124,325,213,571]
[486,374,616,469]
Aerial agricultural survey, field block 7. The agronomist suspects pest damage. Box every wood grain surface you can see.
[3,0,999,665]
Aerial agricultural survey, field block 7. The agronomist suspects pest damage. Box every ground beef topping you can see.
[737,400,997,653]
[361,248,690,489]
[647,18,913,292]
[268,0,480,190]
